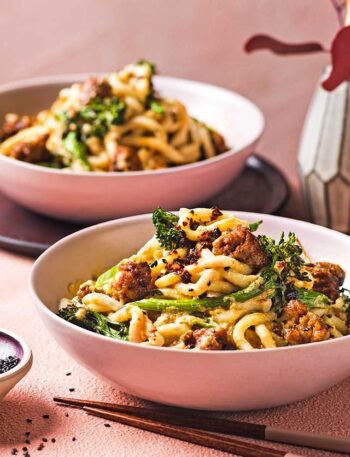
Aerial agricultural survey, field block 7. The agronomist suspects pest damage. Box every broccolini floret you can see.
[59,96,126,142]
[59,305,129,340]
[152,208,186,250]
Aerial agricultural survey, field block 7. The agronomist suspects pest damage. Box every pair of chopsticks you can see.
[54,396,350,456]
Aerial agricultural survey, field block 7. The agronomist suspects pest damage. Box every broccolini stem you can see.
[226,277,276,303]
[63,131,91,170]
[129,297,227,312]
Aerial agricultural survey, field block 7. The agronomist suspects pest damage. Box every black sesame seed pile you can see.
[0,356,20,374]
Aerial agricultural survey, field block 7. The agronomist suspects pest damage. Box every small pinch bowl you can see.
[0,75,264,223]
[29,212,350,411]
[0,329,33,400]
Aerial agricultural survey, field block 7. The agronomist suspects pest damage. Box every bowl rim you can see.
[0,328,32,381]
[0,73,265,178]
[29,210,350,355]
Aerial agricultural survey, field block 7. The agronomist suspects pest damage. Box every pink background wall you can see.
[0,0,338,217]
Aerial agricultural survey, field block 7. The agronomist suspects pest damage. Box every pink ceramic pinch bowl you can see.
[0,328,33,400]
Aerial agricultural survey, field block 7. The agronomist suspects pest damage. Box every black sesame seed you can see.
[188,288,194,292]
[11,448,17,455]
[43,414,49,419]
[22,447,27,451]
[0,355,20,374]
[24,432,30,436]
[66,372,72,376]
[104,423,111,427]
[69,388,75,392]
[24,439,30,444]
[51,438,56,443]
[26,419,32,424]
[42,438,48,442]
[72,437,76,441]
[65,413,69,417]
[224,266,230,271]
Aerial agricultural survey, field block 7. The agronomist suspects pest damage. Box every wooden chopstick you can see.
[54,396,350,454]
[84,406,294,457]
[54,396,265,438]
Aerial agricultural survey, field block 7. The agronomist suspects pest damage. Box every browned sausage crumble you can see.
[109,145,141,171]
[113,261,153,304]
[212,225,268,271]
[79,77,112,105]
[0,113,34,141]
[306,262,345,301]
[282,300,330,345]
[8,134,50,163]
[182,328,228,350]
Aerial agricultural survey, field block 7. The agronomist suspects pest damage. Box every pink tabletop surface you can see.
[0,250,350,457]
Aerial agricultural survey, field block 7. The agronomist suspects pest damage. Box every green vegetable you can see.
[137,59,156,75]
[59,97,126,142]
[227,233,310,313]
[295,287,330,308]
[77,97,126,139]
[258,232,308,282]
[95,265,119,288]
[129,297,227,312]
[58,305,128,340]
[63,132,91,170]
[152,207,186,250]
[340,287,350,311]
[249,220,263,232]
[36,161,63,169]
[150,100,165,114]
[226,274,276,303]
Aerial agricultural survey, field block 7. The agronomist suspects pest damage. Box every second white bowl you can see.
[0,75,264,222]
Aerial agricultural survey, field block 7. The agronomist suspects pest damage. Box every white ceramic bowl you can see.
[0,329,33,400]
[0,75,264,223]
[29,212,350,411]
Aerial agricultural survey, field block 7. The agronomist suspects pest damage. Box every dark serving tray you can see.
[0,154,289,258]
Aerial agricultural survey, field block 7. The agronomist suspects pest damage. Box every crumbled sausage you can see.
[76,280,95,301]
[109,145,141,171]
[8,134,50,163]
[182,328,228,350]
[306,262,345,301]
[113,261,153,304]
[79,77,112,105]
[283,299,308,321]
[212,225,268,271]
[0,113,34,141]
[282,300,330,345]
[210,130,228,154]
[195,229,221,251]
